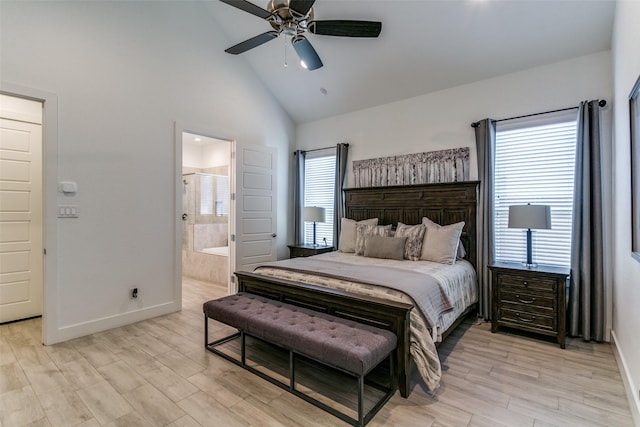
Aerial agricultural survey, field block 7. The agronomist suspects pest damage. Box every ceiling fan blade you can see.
[289,0,315,16]
[292,36,323,70]
[219,0,271,20]
[225,31,279,54]
[309,20,382,37]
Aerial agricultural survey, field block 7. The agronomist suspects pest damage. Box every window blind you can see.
[216,176,229,216]
[304,151,336,246]
[200,174,214,215]
[494,111,577,268]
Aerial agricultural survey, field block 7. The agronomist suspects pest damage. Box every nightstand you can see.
[490,261,569,348]
[288,244,334,258]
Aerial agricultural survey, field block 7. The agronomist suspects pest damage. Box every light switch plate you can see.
[58,205,79,218]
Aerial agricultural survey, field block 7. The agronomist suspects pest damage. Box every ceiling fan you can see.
[219,0,382,70]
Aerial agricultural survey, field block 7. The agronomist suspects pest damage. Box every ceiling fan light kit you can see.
[220,0,382,70]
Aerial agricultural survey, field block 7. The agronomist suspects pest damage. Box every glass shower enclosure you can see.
[182,172,230,254]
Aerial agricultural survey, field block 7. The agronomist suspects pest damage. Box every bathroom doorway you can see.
[181,132,231,289]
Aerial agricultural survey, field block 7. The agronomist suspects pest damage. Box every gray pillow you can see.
[363,236,407,260]
[422,217,466,260]
[338,218,378,253]
[420,221,465,265]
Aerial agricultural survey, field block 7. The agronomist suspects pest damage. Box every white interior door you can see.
[233,143,277,279]
[0,94,43,323]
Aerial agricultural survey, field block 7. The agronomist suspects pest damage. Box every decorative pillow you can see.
[338,218,378,253]
[420,221,465,265]
[394,222,426,261]
[355,224,392,256]
[422,217,466,260]
[363,236,407,260]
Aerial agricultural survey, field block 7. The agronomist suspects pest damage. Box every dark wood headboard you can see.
[344,181,480,271]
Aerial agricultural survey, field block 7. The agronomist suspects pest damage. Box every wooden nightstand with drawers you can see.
[288,244,334,258]
[490,262,569,348]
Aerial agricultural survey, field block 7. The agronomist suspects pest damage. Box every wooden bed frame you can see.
[235,181,479,398]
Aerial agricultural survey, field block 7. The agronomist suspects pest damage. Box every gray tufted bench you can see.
[203,292,398,427]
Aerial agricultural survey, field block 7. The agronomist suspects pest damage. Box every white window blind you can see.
[304,150,336,246]
[216,175,229,216]
[200,174,213,215]
[494,111,577,268]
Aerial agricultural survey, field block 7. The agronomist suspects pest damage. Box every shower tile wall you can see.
[193,223,227,251]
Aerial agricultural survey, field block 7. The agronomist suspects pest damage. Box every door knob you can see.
[272,233,277,238]
[182,213,188,221]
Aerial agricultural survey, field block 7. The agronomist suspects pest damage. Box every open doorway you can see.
[0,94,44,324]
[181,131,232,291]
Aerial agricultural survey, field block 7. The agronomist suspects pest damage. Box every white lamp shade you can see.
[508,205,551,230]
[304,206,326,223]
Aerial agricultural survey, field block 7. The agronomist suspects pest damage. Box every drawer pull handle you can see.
[523,281,528,287]
[516,294,535,304]
[515,312,536,322]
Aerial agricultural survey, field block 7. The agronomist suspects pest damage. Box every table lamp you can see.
[304,206,326,246]
[508,204,551,268]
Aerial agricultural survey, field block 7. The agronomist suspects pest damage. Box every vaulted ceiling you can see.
[205,0,616,124]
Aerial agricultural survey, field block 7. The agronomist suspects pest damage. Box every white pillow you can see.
[338,218,378,253]
[420,221,464,265]
[422,217,466,260]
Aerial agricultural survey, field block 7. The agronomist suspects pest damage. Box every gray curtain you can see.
[293,150,305,244]
[474,119,496,320]
[568,100,605,341]
[333,143,349,246]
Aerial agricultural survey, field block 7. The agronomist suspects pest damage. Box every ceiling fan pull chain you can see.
[283,34,288,67]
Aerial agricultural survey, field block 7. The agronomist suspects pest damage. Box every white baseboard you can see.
[612,330,640,427]
[49,300,181,344]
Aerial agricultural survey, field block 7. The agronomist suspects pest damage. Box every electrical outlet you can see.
[131,287,138,299]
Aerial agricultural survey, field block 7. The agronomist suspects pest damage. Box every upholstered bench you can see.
[203,292,398,427]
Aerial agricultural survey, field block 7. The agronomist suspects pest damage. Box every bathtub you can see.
[200,246,229,256]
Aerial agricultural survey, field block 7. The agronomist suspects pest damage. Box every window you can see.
[216,175,229,216]
[494,110,577,268]
[304,150,336,246]
[200,174,213,215]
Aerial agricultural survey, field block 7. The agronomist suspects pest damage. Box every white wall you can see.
[183,140,229,169]
[202,143,230,169]
[297,50,612,186]
[612,1,640,423]
[183,143,206,169]
[0,1,294,344]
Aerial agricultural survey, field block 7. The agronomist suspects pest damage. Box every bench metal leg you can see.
[289,351,295,391]
[203,320,396,427]
[241,331,246,366]
[204,314,208,348]
[358,375,364,427]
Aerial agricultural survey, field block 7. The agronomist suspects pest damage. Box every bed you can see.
[235,181,479,397]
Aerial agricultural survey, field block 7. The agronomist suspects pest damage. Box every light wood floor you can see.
[0,276,635,427]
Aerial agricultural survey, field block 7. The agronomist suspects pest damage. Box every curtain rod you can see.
[470,100,606,128]
[293,143,349,155]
